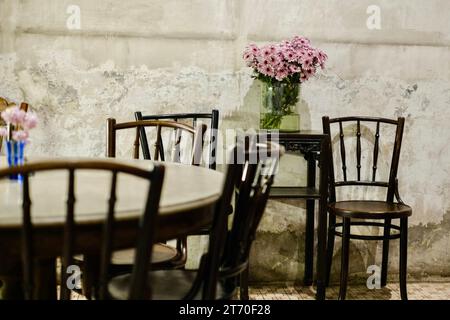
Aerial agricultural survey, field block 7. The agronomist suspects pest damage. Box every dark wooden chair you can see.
[105,119,205,264]
[322,116,412,300]
[105,119,205,259]
[106,141,284,299]
[135,110,219,169]
[134,111,221,268]
[77,119,206,299]
[0,160,165,300]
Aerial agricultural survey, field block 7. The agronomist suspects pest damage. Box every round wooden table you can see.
[0,157,223,299]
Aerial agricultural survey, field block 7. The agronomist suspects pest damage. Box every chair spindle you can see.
[339,121,347,181]
[171,129,182,163]
[61,169,76,300]
[21,173,34,300]
[133,126,140,159]
[372,121,380,181]
[356,120,361,181]
[154,125,163,161]
[98,170,118,300]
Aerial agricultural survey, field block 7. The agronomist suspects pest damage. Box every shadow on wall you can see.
[222,80,260,131]
[297,86,311,130]
[249,209,450,284]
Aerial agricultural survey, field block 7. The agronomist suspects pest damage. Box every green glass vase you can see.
[260,81,300,132]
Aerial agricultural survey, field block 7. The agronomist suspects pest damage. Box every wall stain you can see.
[402,84,418,98]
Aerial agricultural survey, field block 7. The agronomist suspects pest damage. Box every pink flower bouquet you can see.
[243,35,327,84]
[0,105,38,178]
[0,105,38,143]
[243,36,327,130]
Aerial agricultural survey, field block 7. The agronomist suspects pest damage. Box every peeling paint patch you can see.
[1,50,254,156]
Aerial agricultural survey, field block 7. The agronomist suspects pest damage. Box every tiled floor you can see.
[249,282,450,300]
[72,282,450,300]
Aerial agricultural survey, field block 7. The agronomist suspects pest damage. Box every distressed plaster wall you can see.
[1,0,450,284]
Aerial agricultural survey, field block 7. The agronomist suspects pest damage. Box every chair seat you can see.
[112,243,179,265]
[108,270,233,300]
[74,243,180,267]
[329,200,412,219]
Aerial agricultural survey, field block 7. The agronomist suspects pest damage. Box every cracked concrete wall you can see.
[1,0,450,283]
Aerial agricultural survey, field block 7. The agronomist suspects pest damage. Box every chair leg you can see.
[325,214,336,287]
[240,265,249,300]
[338,217,351,300]
[399,217,408,300]
[381,218,391,287]
[82,255,99,300]
[81,270,92,300]
[303,199,315,286]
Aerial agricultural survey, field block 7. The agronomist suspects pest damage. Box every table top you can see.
[0,157,223,228]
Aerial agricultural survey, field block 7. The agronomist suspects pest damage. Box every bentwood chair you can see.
[106,118,206,269]
[322,116,412,300]
[135,110,219,169]
[105,119,205,264]
[134,111,221,270]
[0,160,164,300]
[77,119,206,299]
[105,119,205,259]
[106,141,284,299]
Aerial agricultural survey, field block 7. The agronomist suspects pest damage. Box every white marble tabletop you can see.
[0,157,223,227]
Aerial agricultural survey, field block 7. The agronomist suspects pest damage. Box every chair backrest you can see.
[0,97,28,113]
[135,110,219,169]
[322,116,405,203]
[20,102,29,112]
[106,118,206,166]
[0,160,165,300]
[198,140,284,299]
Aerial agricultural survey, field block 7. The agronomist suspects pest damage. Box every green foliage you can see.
[259,76,300,130]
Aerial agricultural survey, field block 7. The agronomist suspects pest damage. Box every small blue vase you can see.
[6,140,25,181]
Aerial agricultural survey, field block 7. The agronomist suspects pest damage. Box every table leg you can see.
[315,137,330,300]
[315,203,327,299]
[0,260,24,299]
[0,277,24,299]
[0,259,57,300]
[34,259,57,299]
[82,254,100,300]
[304,153,316,286]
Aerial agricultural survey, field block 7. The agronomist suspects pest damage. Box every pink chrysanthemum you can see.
[1,105,39,142]
[242,35,327,83]
[282,48,297,62]
[260,45,272,58]
[23,112,38,130]
[268,53,281,67]
[0,127,7,137]
[1,106,26,126]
